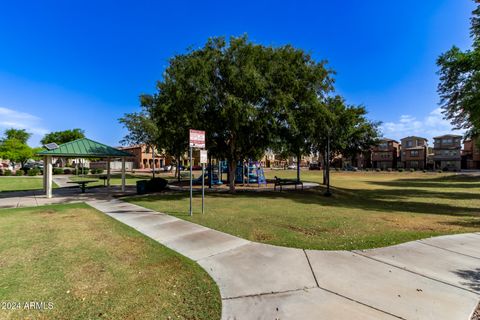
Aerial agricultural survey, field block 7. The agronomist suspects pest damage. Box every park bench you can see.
[273,176,303,191]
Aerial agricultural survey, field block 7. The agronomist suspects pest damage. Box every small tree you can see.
[0,138,34,168]
[119,104,160,178]
[314,96,379,193]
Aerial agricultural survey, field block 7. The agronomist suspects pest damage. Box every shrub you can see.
[53,168,63,175]
[365,168,369,172]
[398,168,404,172]
[410,168,415,172]
[4,169,12,176]
[437,170,443,173]
[77,167,89,174]
[90,168,104,174]
[28,168,40,176]
[63,168,72,174]
[387,168,392,172]
[375,168,381,172]
[335,168,340,171]
[96,169,104,174]
[15,170,24,176]
[146,178,168,192]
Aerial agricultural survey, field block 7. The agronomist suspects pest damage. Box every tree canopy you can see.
[41,129,85,145]
[3,128,31,144]
[437,3,480,138]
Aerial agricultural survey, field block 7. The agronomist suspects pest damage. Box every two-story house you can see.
[433,134,462,171]
[400,136,428,169]
[371,138,399,169]
[462,137,480,169]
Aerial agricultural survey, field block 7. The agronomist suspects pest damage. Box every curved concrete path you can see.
[88,199,480,320]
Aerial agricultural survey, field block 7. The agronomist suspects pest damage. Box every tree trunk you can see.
[208,154,212,188]
[177,155,181,182]
[296,152,301,182]
[322,148,327,185]
[152,147,155,179]
[228,158,237,193]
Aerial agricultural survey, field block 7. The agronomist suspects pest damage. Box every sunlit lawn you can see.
[127,171,480,250]
[0,203,221,319]
[0,177,58,192]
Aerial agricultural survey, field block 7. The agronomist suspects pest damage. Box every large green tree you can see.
[437,3,480,138]
[40,129,85,145]
[151,36,335,192]
[271,45,334,181]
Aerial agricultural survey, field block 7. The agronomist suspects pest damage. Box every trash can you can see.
[136,180,148,195]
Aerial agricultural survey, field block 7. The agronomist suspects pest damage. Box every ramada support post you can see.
[107,157,111,189]
[121,157,126,192]
[45,155,53,198]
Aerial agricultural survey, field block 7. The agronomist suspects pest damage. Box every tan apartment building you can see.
[371,138,399,169]
[432,134,462,171]
[400,136,428,169]
[462,137,480,169]
[118,144,171,169]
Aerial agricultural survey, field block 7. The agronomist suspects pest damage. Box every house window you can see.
[410,150,419,157]
[443,138,452,144]
[406,140,413,147]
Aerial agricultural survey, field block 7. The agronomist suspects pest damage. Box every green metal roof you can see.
[37,138,132,158]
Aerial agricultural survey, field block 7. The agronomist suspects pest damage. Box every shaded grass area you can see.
[0,177,58,192]
[70,173,152,187]
[126,172,480,250]
[0,203,221,320]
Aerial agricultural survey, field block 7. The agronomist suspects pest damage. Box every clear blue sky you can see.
[0,0,475,146]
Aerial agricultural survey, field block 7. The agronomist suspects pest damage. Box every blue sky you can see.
[0,0,475,146]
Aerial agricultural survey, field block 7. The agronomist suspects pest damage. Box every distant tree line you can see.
[120,35,380,193]
[0,128,85,169]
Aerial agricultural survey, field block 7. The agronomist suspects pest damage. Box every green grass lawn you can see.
[0,203,221,320]
[126,171,480,250]
[0,177,58,192]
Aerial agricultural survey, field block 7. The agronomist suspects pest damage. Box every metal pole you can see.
[189,147,193,216]
[202,163,205,214]
[325,134,332,197]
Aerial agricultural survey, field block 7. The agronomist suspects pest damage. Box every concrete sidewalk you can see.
[88,199,480,320]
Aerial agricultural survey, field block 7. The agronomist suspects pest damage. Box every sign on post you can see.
[200,150,207,214]
[189,129,205,148]
[200,150,208,164]
[189,129,206,216]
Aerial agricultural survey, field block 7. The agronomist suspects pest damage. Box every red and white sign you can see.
[189,129,205,148]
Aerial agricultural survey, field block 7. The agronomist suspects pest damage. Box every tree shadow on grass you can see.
[126,184,480,218]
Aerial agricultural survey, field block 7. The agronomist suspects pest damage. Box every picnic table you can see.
[273,176,303,191]
[67,180,98,193]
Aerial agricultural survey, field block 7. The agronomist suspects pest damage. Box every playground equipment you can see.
[193,172,222,185]
[235,161,267,185]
